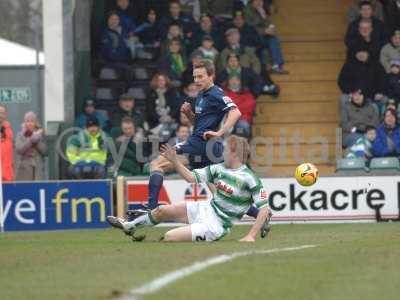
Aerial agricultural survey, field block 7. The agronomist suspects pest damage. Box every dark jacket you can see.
[232,23,261,48]
[146,88,182,128]
[110,107,144,129]
[346,32,382,63]
[345,17,387,48]
[340,100,380,136]
[159,13,197,38]
[99,28,130,62]
[217,67,264,96]
[372,124,400,157]
[191,27,225,51]
[388,73,400,101]
[136,20,161,45]
[116,8,136,34]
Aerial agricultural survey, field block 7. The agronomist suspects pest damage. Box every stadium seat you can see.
[133,67,149,80]
[95,88,115,100]
[99,67,119,80]
[128,87,146,100]
[369,157,400,171]
[336,158,368,173]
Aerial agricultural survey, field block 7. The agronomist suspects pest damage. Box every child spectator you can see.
[110,94,144,135]
[0,105,14,181]
[380,30,400,73]
[340,88,379,148]
[372,108,400,157]
[223,75,256,138]
[146,73,182,130]
[345,125,376,161]
[66,116,108,179]
[244,0,288,74]
[15,112,47,181]
[172,124,191,144]
[196,35,219,63]
[110,117,142,177]
[159,38,187,87]
[75,96,109,131]
[388,59,400,102]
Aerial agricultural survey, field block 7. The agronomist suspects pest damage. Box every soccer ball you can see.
[295,163,318,186]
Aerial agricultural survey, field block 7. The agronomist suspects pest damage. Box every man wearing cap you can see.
[218,28,261,74]
[66,116,109,179]
[110,93,144,133]
[380,29,400,73]
[75,96,109,131]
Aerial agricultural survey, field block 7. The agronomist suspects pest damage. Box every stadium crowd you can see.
[339,0,400,162]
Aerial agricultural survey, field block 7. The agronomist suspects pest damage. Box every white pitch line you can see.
[118,244,317,300]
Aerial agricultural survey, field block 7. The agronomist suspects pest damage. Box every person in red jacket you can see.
[0,105,14,181]
[223,75,256,138]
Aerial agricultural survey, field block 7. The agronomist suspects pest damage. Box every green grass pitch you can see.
[0,223,399,300]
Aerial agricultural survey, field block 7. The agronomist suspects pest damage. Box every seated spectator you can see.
[372,108,400,157]
[218,28,261,75]
[159,38,187,87]
[345,125,376,161]
[380,29,400,73]
[136,8,161,48]
[159,0,196,40]
[345,1,387,48]
[180,0,201,22]
[217,52,279,97]
[195,35,219,63]
[110,117,142,177]
[0,105,13,181]
[244,0,288,74]
[162,22,190,56]
[115,0,137,37]
[146,73,181,128]
[383,0,400,34]
[230,10,261,48]
[340,88,379,147]
[388,59,400,102]
[110,93,144,135]
[347,0,384,23]
[172,124,191,144]
[199,0,234,20]
[223,75,256,138]
[66,116,108,179]
[15,112,47,181]
[75,96,109,131]
[191,14,224,51]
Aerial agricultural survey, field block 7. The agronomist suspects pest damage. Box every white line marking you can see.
[118,244,317,300]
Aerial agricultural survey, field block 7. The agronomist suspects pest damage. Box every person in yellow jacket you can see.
[66,116,108,179]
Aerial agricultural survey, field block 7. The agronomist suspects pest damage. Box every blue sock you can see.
[246,206,259,218]
[148,171,164,209]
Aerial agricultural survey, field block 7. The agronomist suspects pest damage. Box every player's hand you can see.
[180,102,192,115]
[239,235,256,242]
[203,130,223,140]
[160,144,177,162]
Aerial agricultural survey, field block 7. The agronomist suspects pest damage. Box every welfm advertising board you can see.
[126,177,400,222]
[2,180,112,231]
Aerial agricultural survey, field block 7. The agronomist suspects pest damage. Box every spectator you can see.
[136,8,162,48]
[388,59,400,102]
[244,0,288,74]
[347,0,384,23]
[191,14,224,51]
[340,88,379,147]
[146,73,182,129]
[115,0,137,36]
[159,38,187,87]
[15,112,47,181]
[66,116,108,179]
[162,22,189,56]
[199,0,234,20]
[159,0,196,40]
[380,29,400,73]
[218,28,261,75]
[345,125,376,161]
[172,124,191,144]
[75,96,109,131]
[0,105,13,181]
[181,50,204,86]
[222,75,256,137]
[372,108,400,157]
[110,93,144,135]
[345,1,387,48]
[179,111,194,132]
[180,82,200,107]
[110,117,142,177]
[180,0,201,22]
[383,0,400,34]
[195,35,219,63]
[217,52,279,96]
[231,10,261,48]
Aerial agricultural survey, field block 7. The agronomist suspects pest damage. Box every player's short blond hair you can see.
[226,135,250,164]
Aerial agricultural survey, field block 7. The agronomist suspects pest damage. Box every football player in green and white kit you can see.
[107,135,271,242]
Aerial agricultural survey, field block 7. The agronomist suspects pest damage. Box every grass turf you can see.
[0,223,399,300]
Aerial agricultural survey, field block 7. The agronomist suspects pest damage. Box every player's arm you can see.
[180,102,195,125]
[203,106,241,139]
[239,207,269,242]
[160,144,196,183]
